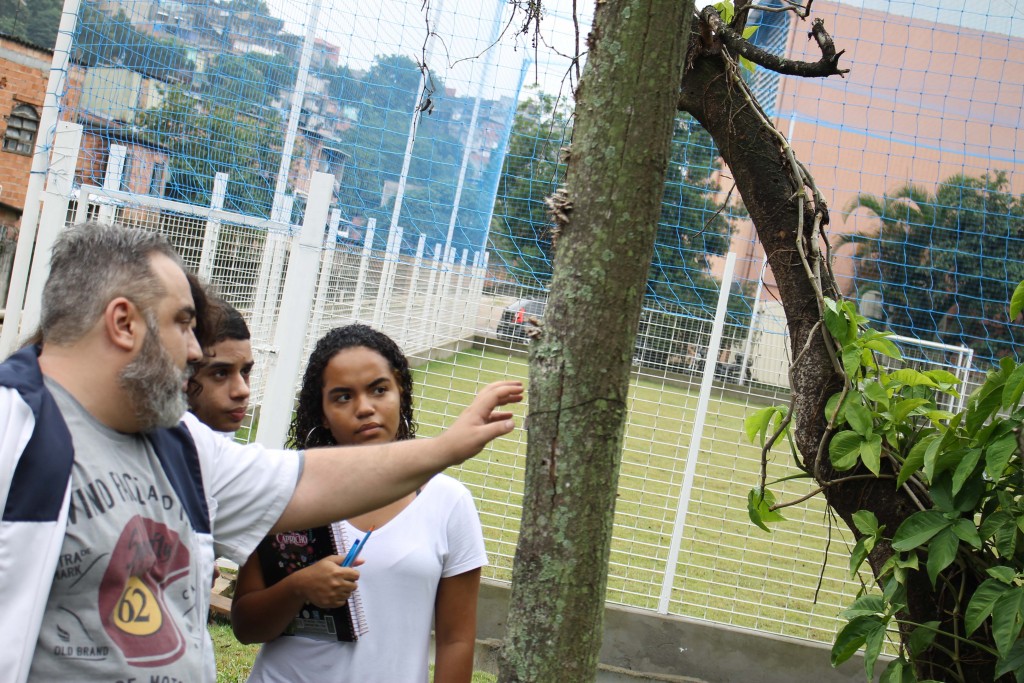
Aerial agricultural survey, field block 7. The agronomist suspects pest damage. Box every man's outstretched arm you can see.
[272,380,523,532]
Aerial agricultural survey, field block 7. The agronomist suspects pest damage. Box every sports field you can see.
[412,346,866,644]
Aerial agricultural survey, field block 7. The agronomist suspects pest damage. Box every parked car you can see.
[496,299,547,342]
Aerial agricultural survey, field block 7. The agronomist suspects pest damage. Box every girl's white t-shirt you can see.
[246,473,488,683]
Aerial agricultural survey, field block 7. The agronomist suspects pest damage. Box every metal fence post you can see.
[308,209,341,337]
[19,121,84,338]
[97,144,127,226]
[401,234,427,348]
[658,252,737,614]
[372,225,402,328]
[351,218,376,323]
[0,0,82,358]
[198,172,229,281]
[255,172,333,448]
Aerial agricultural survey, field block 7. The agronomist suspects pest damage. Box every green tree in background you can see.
[842,171,1024,361]
[0,0,62,48]
[137,88,283,217]
[488,90,572,288]
[649,114,735,305]
[490,97,748,340]
[335,53,494,252]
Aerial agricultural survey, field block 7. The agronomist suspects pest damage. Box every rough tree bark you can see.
[498,0,694,680]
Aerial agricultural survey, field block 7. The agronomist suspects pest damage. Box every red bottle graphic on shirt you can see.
[98,515,191,666]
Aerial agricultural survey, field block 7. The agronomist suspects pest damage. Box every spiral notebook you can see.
[255,522,368,642]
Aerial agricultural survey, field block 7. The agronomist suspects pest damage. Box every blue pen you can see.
[341,527,374,567]
[340,538,361,567]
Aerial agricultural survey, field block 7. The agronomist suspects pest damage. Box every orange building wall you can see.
[721,2,1024,295]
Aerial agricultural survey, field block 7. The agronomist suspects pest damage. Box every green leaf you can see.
[864,336,902,360]
[952,447,982,495]
[922,369,962,387]
[846,401,874,436]
[968,383,1005,435]
[852,510,880,536]
[890,398,932,423]
[930,445,972,481]
[952,517,982,548]
[747,488,785,532]
[989,566,1018,584]
[928,473,956,513]
[1011,280,1024,321]
[831,615,885,667]
[840,594,886,619]
[986,432,1018,480]
[926,527,959,587]
[829,431,863,471]
[992,588,1024,656]
[864,616,886,680]
[824,391,849,425]
[898,434,937,487]
[825,306,849,342]
[967,578,1012,635]
[995,638,1024,679]
[924,409,955,426]
[842,347,862,378]
[745,406,775,445]
[863,379,889,404]
[713,0,734,23]
[1002,363,1024,411]
[742,25,758,39]
[880,658,916,683]
[888,369,938,389]
[892,510,951,552]
[860,432,883,476]
[981,511,1014,543]
[849,538,870,577]
[995,519,1019,558]
[908,620,939,657]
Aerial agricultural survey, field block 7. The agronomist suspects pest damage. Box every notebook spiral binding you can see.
[331,522,369,638]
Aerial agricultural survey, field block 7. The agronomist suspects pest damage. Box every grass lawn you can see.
[411,346,864,644]
[214,341,863,671]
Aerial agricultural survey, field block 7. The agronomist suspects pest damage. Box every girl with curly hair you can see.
[232,324,487,682]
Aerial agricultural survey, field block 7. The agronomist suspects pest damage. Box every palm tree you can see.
[838,172,1024,360]
[837,182,947,339]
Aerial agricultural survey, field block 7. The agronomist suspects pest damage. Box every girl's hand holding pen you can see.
[292,557,360,609]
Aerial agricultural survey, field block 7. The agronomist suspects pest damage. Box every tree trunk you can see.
[498,0,693,680]
[679,42,997,682]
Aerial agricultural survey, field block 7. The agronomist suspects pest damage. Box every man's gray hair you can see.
[41,222,183,345]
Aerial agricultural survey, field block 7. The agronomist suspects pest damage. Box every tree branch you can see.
[769,474,895,511]
[700,7,849,78]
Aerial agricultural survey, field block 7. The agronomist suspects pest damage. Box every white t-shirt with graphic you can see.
[27,380,299,682]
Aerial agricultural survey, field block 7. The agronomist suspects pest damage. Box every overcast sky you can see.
[262,0,1023,104]
[263,0,593,101]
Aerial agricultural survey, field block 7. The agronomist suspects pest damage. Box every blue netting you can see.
[5,0,1022,366]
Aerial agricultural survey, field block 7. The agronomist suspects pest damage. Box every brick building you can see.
[0,33,53,236]
[0,33,86,237]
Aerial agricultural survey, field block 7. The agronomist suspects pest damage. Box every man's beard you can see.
[119,322,187,431]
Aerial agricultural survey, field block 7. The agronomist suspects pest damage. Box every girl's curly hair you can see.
[288,324,417,449]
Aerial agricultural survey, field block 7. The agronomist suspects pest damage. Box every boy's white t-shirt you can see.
[246,473,487,683]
